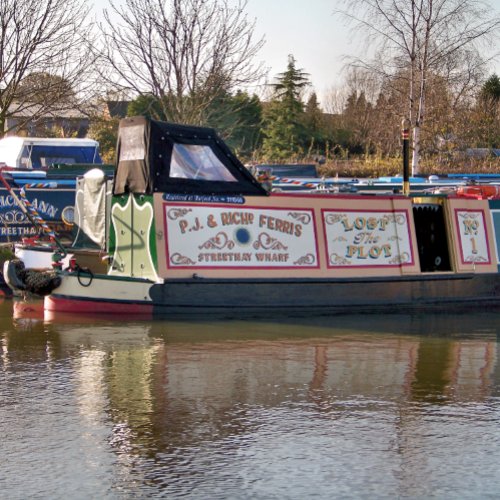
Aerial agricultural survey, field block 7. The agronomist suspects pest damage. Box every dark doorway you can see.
[413,204,451,272]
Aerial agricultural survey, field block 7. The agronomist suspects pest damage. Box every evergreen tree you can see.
[226,91,263,159]
[261,55,311,161]
[261,100,302,160]
[273,55,310,104]
[480,74,500,102]
[475,74,500,148]
[127,94,165,120]
[304,92,322,133]
[342,90,373,155]
[87,117,120,164]
[303,92,325,155]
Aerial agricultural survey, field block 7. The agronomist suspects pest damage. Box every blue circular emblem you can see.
[235,227,251,245]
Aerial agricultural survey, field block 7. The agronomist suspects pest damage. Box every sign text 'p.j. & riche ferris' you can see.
[164,204,319,268]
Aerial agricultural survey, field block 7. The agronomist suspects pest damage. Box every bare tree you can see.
[98,0,265,125]
[338,0,500,174]
[323,85,349,115]
[0,0,97,137]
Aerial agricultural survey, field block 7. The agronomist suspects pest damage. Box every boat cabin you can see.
[0,137,101,169]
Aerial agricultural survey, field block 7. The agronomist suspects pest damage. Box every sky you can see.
[240,0,500,100]
[92,0,500,103]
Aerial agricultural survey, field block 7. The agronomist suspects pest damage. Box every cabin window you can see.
[19,145,102,168]
[119,124,146,161]
[170,144,237,182]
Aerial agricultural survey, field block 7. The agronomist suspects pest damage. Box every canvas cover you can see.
[113,116,267,196]
[72,168,112,249]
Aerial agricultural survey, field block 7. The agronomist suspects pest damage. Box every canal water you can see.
[1,298,500,499]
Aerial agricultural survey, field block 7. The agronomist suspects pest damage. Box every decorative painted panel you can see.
[454,209,491,265]
[109,194,158,280]
[322,209,414,268]
[164,203,319,269]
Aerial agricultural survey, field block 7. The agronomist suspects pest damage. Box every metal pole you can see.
[402,118,410,196]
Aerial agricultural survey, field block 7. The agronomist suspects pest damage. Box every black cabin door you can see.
[413,204,451,272]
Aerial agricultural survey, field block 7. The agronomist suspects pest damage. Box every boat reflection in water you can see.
[3,301,500,497]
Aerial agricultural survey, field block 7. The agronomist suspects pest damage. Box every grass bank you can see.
[317,156,500,178]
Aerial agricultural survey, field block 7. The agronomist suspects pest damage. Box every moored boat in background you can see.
[0,136,112,244]
[0,136,114,294]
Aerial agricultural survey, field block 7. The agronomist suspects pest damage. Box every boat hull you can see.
[44,271,500,317]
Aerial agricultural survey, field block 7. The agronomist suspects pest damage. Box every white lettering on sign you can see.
[455,210,490,264]
[0,197,60,223]
[164,204,318,268]
[0,226,39,236]
[323,209,413,267]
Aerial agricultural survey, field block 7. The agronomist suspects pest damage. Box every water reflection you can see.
[1,299,500,498]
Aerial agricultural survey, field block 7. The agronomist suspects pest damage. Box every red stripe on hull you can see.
[45,295,154,316]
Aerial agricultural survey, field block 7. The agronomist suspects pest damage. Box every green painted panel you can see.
[108,194,158,279]
[109,194,134,276]
[131,195,157,279]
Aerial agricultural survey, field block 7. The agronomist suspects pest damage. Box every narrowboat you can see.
[9,116,500,317]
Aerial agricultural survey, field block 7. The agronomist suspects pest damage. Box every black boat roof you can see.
[113,116,267,196]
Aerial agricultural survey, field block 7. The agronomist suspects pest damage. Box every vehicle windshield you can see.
[20,145,102,168]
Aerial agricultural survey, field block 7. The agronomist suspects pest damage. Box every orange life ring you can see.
[456,185,500,199]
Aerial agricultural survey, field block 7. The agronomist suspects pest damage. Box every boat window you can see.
[170,144,237,182]
[20,145,102,168]
[119,124,146,161]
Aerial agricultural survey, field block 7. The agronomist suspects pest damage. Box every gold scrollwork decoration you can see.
[288,212,311,224]
[170,253,196,265]
[388,252,410,264]
[253,232,288,250]
[458,212,480,220]
[293,253,316,265]
[331,235,347,243]
[198,231,235,250]
[464,255,488,263]
[329,253,350,265]
[325,213,346,225]
[383,213,406,225]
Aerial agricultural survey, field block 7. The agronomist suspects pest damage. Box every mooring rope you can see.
[18,187,59,240]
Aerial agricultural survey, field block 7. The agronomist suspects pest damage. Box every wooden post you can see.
[402,118,410,196]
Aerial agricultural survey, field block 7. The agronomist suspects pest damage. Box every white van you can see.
[0,137,101,169]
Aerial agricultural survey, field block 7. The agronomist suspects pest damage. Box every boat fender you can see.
[3,259,62,296]
[22,269,62,296]
[3,259,27,292]
[456,185,500,199]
